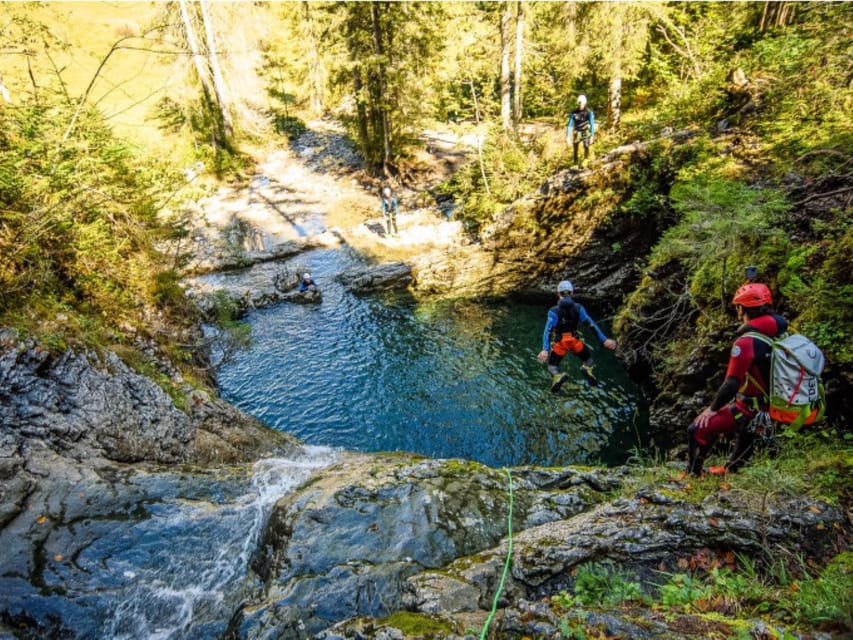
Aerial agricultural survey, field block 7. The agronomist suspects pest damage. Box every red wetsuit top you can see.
[712,313,788,415]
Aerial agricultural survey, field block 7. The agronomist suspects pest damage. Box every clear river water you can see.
[216,247,649,468]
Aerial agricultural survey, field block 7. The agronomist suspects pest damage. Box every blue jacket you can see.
[566,108,595,137]
[381,197,398,216]
[299,278,317,292]
[542,301,607,351]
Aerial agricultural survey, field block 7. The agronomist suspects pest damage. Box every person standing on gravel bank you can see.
[380,186,399,236]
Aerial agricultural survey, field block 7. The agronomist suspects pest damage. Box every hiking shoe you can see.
[580,364,598,386]
[708,465,727,476]
[550,373,569,393]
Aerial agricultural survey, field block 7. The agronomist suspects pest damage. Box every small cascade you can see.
[98,447,336,639]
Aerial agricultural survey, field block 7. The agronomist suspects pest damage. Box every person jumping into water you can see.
[537,280,616,392]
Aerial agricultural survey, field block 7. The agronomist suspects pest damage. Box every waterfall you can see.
[101,446,337,639]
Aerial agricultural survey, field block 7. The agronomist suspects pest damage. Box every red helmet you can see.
[732,283,772,307]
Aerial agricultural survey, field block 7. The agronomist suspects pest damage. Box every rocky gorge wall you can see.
[0,328,299,526]
[409,133,701,440]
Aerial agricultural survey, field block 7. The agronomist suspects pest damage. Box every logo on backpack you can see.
[747,332,826,429]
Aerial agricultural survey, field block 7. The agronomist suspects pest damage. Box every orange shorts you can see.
[552,333,584,357]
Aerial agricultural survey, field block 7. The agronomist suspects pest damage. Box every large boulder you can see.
[0,332,194,464]
[337,262,413,294]
[0,330,298,468]
[228,454,621,637]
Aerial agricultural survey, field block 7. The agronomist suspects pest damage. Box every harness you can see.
[733,325,776,413]
[550,298,580,341]
[572,108,592,141]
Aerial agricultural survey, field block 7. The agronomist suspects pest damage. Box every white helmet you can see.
[303,273,311,280]
[557,280,574,294]
[383,187,392,198]
[577,94,587,106]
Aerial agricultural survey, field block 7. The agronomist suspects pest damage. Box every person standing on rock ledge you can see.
[566,94,595,167]
[684,282,788,478]
[380,186,399,236]
[537,280,616,393]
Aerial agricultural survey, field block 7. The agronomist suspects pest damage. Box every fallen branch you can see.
[794,185,853,206]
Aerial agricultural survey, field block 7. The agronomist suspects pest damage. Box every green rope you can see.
[479,467,514,640]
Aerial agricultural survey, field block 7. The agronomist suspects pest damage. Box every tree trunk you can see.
[177,0,221,148]
[302,1,324,116]
[0,73,10,103]
[608,73,622,130]
[178,0,212,98]
[513,1,524,130]
[346,11,370,163]
[198,0,233,138]
[760,1,795,31]
[468,80,491,196]
[370,2,392,174]
[500,3,512,132]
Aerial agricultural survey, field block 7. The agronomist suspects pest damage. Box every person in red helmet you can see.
[685,282,788,477]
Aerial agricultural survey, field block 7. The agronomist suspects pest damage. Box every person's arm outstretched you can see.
[578,305,616,349]
[537,309,559,362]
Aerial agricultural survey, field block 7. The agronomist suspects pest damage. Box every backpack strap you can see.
[741,331,772,398]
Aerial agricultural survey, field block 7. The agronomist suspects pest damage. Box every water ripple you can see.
[217,249,648,468]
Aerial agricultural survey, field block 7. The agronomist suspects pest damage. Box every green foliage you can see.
[652,551,853,630]
[153,93,248,179]
[550,562,646,614]
[780,226,853,367]
[573,562,645,607]
[438,126,571,229]
[324,1,448,171]
[202,292,252,368]
[558,615,588,640]
[653,175,790,305]
[271,113,308,140]
[380,611,452,637]
[0,80,196,361]
[658,572,713,610]
[622,3,853,381]
[781,552,853,628]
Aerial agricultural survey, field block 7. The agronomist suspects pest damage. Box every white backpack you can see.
[746,332,826,429]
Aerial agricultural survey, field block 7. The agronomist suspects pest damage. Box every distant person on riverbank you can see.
[380,186,399,236]
[684,283,788,478]
[299,273,318,292]
[537,280,617,393]
[566,94,595,167]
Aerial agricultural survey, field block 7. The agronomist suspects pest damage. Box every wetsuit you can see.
[381,196,398,235]
[686,313,788,475]
[542,297,608,369]
[566,107,595,164]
